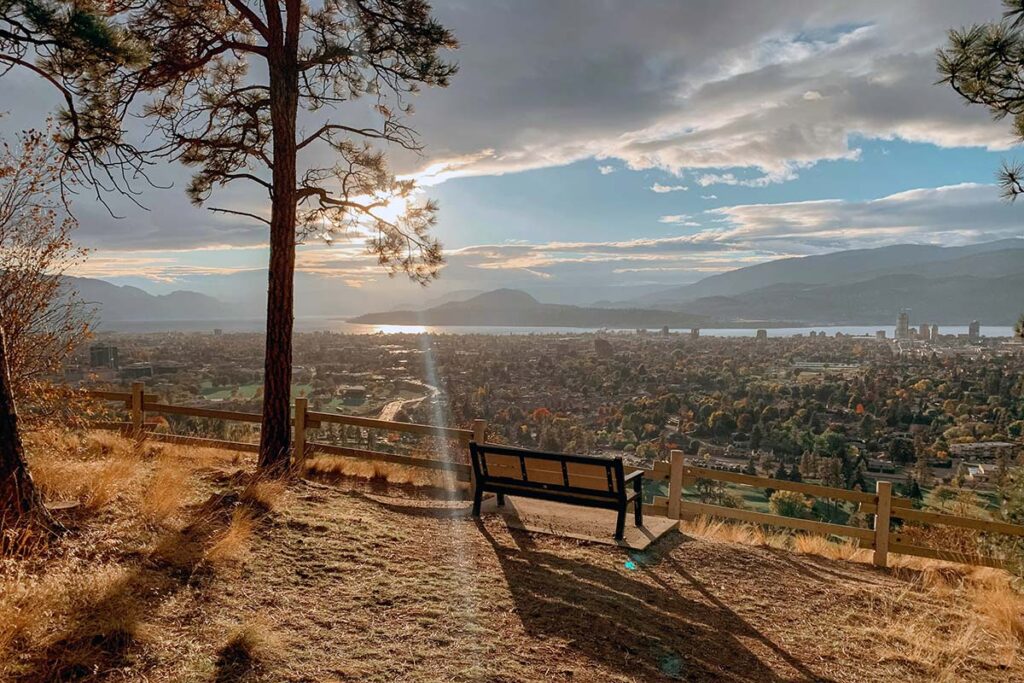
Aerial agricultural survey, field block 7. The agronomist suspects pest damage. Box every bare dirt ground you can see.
[4,437,1021,682]
[157,478,1022,683]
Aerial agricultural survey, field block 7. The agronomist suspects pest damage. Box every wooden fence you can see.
[85,384,1022,570]
[654,450,1024,570]
[87,382,482,481]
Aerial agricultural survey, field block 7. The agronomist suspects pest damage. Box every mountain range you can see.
[66,239,1024,327]
[65,276,232,322]
[623,239,1024,324]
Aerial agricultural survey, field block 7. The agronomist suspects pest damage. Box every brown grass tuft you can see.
[304,454,460,490]
[204,509,256,565]
[214,620,282,679]
[240,477,287,514]
[139,462,190,526]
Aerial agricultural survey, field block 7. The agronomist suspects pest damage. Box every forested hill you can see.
[349,289,710,328]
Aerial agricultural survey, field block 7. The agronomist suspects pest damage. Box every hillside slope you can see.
[6,434,1021,683]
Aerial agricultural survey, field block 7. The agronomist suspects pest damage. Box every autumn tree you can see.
[0,128,92,406]
[0,1,138,527]
[0,128,95,529]
[91,0,456,470]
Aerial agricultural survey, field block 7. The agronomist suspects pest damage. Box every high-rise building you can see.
[918,324,929,340]
[89,344,119,369]
[755,329,768,340]
[931,324,939,340]
[690,328,700,338]
[896,310,911,339]
[876,330,886,340]
[969,320,981,342]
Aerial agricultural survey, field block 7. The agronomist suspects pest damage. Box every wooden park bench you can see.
[469,442,644,539]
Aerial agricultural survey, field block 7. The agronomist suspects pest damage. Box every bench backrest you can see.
[470,442,625,498]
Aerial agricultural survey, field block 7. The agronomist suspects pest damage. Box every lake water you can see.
[97,318,1018,338]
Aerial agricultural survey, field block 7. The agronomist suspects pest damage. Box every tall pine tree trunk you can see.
[258,15,301,472]
[0,328,56,529]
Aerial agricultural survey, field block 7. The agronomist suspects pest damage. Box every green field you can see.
[199,381,313,401]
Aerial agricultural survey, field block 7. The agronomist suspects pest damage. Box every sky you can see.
[3,0,1024,311]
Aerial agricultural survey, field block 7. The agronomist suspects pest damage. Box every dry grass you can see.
[682,514,1024,676]
[304,453,467,492]
[1,429,282,680]
[214,620,283,679]
[240,477,287,514]
[139,461,190,526]
[204,508,256,565]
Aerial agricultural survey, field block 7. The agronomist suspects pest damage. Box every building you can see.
[153,360,187,375]
[120,363,153,379]
[918,324,930,340]
[896,310,911,340]
[876,330,886,340]
[690,328,700,338]
[594,338,613,358]
[89,344,119,369]
[949,441,1017,461]
[969,320,981,342]
[339,385,367,406]
[755,329,768,340]
[931,324,939,340]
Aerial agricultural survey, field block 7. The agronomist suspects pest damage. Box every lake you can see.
[97,318,1019,338]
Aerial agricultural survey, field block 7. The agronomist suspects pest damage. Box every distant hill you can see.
[675,272,1024,325]
[635,239,1024,307]
[349,289,710,328]
[64,276,232,322]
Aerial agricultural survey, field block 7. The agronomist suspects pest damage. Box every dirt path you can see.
[154,477,1020,683]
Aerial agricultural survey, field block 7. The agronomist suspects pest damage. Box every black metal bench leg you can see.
[472,486,484,517]
[633,475,644,528]
[496,492,505,507]
[615,506,626,540]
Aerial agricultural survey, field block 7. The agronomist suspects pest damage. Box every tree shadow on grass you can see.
[477,521,832,682]
[15,492,248,682]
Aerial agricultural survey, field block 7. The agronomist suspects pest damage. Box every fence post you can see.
[668,449,684,520]
[293,397,308,471]
[130,381,144,440]
[873,481,892,568]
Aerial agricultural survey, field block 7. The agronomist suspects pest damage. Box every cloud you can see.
[403,1,1014,185]
[598,165,615,175]
[706,182,1024,250]
[650,182,688,193]
[658,214,701,227]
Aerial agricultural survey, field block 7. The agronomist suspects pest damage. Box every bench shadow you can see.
[477,520,831,682]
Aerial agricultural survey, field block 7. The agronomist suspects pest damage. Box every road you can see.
[377,381,439,421]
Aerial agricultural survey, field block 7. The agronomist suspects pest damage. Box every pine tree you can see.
[82,1,457,469]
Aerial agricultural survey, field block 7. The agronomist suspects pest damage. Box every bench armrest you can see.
[623,470,644,482]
